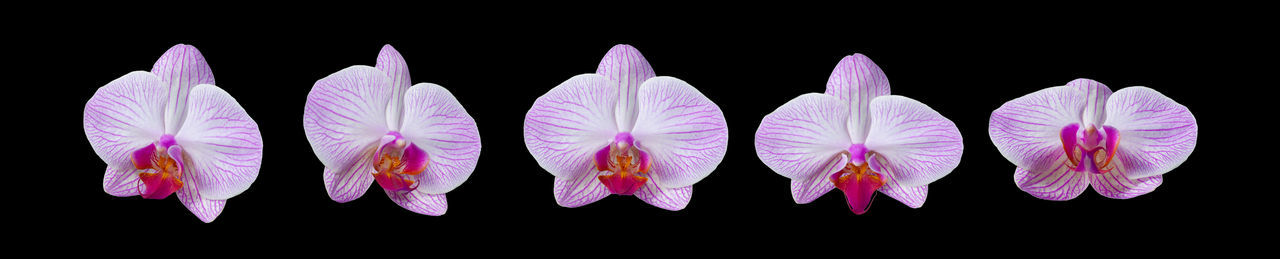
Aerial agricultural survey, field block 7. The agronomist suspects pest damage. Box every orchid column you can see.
[524,45,729,210]
[304,45,481,215]
[755,54,963,214]
[85,44,263,223]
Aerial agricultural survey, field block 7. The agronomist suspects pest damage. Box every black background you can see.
[21,6,1263,251]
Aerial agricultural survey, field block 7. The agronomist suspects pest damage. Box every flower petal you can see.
[630,77,728,188]
[174,84,263,200]
[1066,78,1113,127]
[879,174,929,208]
[103,166,142,197]
[376,44,413,129]
[177,171,226,223]
[387,189,447,216]
[635,181,693,211]
[151,44,215,134]
[397,83,481,194]
[823,54,891,142]
[1014,165,1089,201]
[84,71,167,169]
[864,96,963,187]
[596,44,656,132]
[1103,87,1197,179]
[1090,172,1163,199]
[553,171,610,208]
[524,74,620,179]
[304,66,394,172]
[322,152,375,203]
[756,93,853,180]
[989,86,1085,174]
[790,154,846,204]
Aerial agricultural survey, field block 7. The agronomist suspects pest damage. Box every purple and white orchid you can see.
[303,45,480,215]
[85,44,263,223]
[989,79,1197,200]
[523,44,728,211]
[755,54,963,214]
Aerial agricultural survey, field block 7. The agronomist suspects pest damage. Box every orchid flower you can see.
[85,44,263,223]
[523,45,728,211]
[989,79,1197,200]
[755,54,963,214]
[303,45,480,215]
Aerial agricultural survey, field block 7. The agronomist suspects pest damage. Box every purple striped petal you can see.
[630,77,728,188]
[553,171,610,208]
[879,173,929,208]
[824,54,891,142]
[322,153,375,203]
[790,154,846,204]
[376,44,413,129]
[1067,78,1113,127]
[756,93,854,180]
[596,44,655,132]
[1090,172,1163,199]
[151,44,215,134]
[635,181,693,211]
[399,83,481,194]
[103,166,142,197]
[304,66,394,172]
[989,86,1086,174]
[177,171,226,223]
[387,189,447,216]
[174,84,263,200]
[863,96,963,187]
[524,74,620,179]
[1014,165,1089,201]
[84,71,167,169]
[1103,87,1197,179]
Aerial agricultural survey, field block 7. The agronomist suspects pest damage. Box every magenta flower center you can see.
[131,134,184,199]
[1060,124,1120,174]
[595,133,651,195]
[373,132,429,193]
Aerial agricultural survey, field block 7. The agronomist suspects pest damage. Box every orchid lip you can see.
[132,134,185,199]
[595,133,651,195]
[1060,124,1120,174]
[829,161,884,215]
[372,131,428,193]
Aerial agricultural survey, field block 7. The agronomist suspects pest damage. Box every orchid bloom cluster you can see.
[85,44,263,223]
[524,45,728,210]
[989,79,1197,200]
[755,54,963,214]
[303,45,481,215]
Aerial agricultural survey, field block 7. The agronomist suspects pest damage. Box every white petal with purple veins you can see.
[1066,78,1113,127]
[864,95,962,187]
[1090,172,1162,199]
[399,83,481,194]
[596,44,655,132]
[790,154,846,204]
[524,74,620,179]
[756,93,854,180]
[1104,87,1197,179]
[303,66,394,172]
[989,86,1085,174]
[103,166,142,197]
[84,71,168,169]
[880,173,930,208]
[376,45,413,129]
[177,172,226,223]
[323,152,375,203]
[630,77,728,188]
[387,189,448,216]
[636,181,693,211]
[151,44,215,134]
[1014,166,1088,201]
[823,54,891,142]
[553,171,610,208]
[175,84,263,200]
